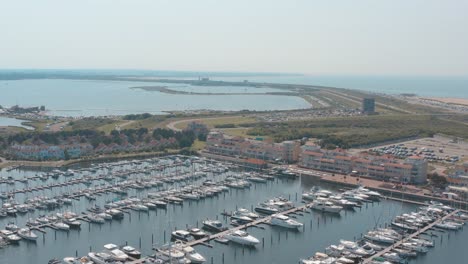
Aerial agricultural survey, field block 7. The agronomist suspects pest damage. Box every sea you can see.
[214,75,468,99]
[0,160,466,264]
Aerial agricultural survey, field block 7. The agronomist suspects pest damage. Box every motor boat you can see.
[106,209,124,219]
[230,211,254,224]
[87,252,113,264]
[156,247,191,263]
[202,220,228,233]
[121,245,141,259]
[225,230,259,246]
[154,200,168,208]
[435,221,462,230]
[37,216,49,224]
[392,248,417,258]
[270,214,303,229]
[188,228,209,239]
[391,221,418,232]
[171,230,195,242]
[235,208,259,219]
[246,176,267,183]
[87,214,105,224]
[0,230,21,243]
[103,243,129,261]
[63,257,94,264]
[5,222,19,232]
[364,232,395,244]
[310,200,342,214]
[27,218,41,227]
[329,197,358,210]
[410,237,434,247]
[62,257,93,264]
[17,228,38,241]
[382,252,403,263]
[301,252,337,264]
[254,203,279,215]
[52,221,70,231]
[401,242,429,253]
[180,192,200,200]
[131,204,149,211]
[63,218,82,228]
[171,241,206,264]
[97,213,112,221]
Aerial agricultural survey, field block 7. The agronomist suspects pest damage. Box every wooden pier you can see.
[362,209,461,264]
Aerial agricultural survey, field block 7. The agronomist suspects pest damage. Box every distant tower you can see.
[362,98,376,114]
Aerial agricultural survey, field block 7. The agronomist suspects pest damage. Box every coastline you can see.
[422,97,468,106]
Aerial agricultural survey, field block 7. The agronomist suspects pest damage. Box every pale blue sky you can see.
[1,0,467,76]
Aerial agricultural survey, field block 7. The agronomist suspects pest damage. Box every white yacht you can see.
[52,222,70,231]
[5,222,19,232]
[0,230,21,243]
[401,242,429,253]
[63,218,82,228]
[270,214,303,229]
[182,246,206,263]
[103,243,129,261]
[17,228,38,241]
[225,230,260,246]
[310,200,342,214]
[157,247,191,263]
[254,203,279,215]
[235,208,259,219]
[180,192,200,200]
[131,204,149,211]
[62,257,93,264]
[87,214,105,224]
[364,232,395,244]
[87,252,112,264]
[171,230,195,242]
[121,245,141,259]
[171,243,206,264]
[202,220,228,233]
[230,211,254,224]
[97,213,112,221]
[188,228,209,239]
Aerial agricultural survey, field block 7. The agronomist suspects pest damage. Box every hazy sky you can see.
[1,0,467,76]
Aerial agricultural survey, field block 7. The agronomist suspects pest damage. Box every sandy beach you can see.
[424,97,468,106]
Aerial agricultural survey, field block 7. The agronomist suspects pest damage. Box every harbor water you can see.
[0,158,466,264]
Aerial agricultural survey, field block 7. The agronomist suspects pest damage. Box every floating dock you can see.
[128,202,314,264]
[362,209,461,263]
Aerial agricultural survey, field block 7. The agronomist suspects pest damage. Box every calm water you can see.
[0,79,309,117]
[215,75,468,99]
[0,160,466,264]
[0,116,34,130]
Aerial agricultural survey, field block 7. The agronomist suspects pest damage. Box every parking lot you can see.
[351,135,468,164]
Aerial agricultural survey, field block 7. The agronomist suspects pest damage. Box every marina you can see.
[0,156,467,263]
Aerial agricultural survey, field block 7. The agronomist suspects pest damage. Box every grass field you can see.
[246,114,468,148]
[190,139,206,151]
[221,127,251,137]
[173,115,256,130]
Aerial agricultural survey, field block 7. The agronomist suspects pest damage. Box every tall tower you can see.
[362,98,375,114]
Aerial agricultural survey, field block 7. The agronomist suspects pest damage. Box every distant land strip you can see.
[130,86,300,97]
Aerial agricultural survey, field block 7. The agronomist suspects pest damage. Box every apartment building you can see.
[205,131,301,163]
[300,143,428,184]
